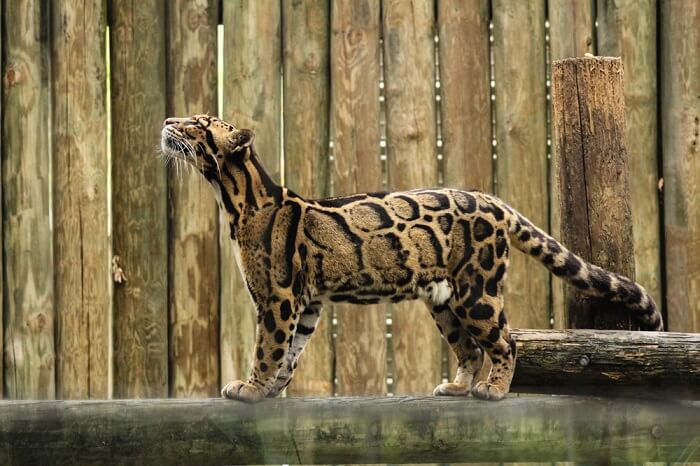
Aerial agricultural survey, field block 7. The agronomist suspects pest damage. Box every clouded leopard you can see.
[161,114,663,402]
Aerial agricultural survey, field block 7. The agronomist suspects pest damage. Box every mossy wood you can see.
[551,56,636,330]
[166,0,220,398]
[1,395,699,465]
[330,0,388,396]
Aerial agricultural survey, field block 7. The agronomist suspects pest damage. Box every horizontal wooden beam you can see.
[511,329,700,398]
[1,395,699,465]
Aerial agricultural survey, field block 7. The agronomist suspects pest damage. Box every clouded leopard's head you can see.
[161,114,254,180]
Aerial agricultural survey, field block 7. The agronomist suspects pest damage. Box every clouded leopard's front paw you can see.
[221,380,266,403]
[433,382,471,397]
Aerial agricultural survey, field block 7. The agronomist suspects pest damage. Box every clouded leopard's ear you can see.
[230,128,255,153]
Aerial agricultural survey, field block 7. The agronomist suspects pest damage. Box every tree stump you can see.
[551,56,637,330]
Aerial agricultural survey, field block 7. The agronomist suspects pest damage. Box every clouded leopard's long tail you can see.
[505,208,663,331]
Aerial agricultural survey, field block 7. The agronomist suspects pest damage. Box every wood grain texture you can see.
[2,0,55,400]
[51,0,110,399]
[331,0,387,396]
[0,1,3,400]
[1,396,699,464]
[552,57,636,330]
[382,0,441,395]
[597,0,662,320]
[547,0,595,330]
[110,1,168,398]
[492,0,550,329]
[511,329,700,398]
[220,0,281,386]
[282,0,333,397]
[661,0,700,333]
[438,0,492,193]
[166,0,220,398]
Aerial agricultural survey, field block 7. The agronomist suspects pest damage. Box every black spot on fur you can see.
[464,275,484,308]
[542,254,555,265]
[518,230,531,242]
[274,330,286,344]
[280,300,292,321]
[259,362,268,372]
[590,269,612,293]
[264,311,276,332]
[433,304,449,314]
[447,330,460,344]
[571,278,590,290]
[530,245,542,256]
[455,306,467,318]
[496,236,508,258]
[397,223,406,232]
[272,349,284,361]
[479,244,495,270]
[318,193,367,208]
[498,311,507,328]
[487,327,500,343]
[467,325,482,336]
[423,215,433,222]
[297,324,314,336]
[438,214,453,235]
[473,217,494,241]
[256,347,264,360]
[470,303,494,320]
[454,191,477,213]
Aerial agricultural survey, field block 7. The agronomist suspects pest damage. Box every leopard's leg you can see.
[429,303,484,397]
[222,294,300,402]
[267,301,323,397]
[467,294,516,401]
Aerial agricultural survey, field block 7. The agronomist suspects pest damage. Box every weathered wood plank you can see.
[331,0,387,396]
[282,0,333,397]
[110,1,168,398]
[166,0,220,398]
[382,0,442,395]
[492,0,549,329]
[551,57,637,330]
[661,0,700,333]
[547,0,595,330]
[438,0,492,193]
[1,395,698,464]
[51,0,110,400]
[0,0,4,400]
[2,0,55,400]
[597,0,662,320]
[220,0,281,386]
[511,329,700,398]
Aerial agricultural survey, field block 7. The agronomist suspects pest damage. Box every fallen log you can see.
[1,396,699,465]
[510,329,700,398]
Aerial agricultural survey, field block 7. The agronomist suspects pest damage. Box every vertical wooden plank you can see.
[661,0,700,332]
[438,0,493,383]
[52,0,110,399]
[2,0,54,400]
[282,0,334,396]
[548,0,595,329]
[110,1,168,398]
[0,0,4,399]
[438,0,492,192]
[597,0,661,318]
[383,0,442,395]
[331,0,388,396]
[492,0,549,329]
[220,0,281,386]
[167,0,220,398]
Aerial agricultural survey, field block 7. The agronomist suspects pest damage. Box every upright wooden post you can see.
[110,1,169,398]
[551,56,637,330]
[166,0,220,398]
[282,0,333,397]
[52,0,110,399]
[2,0,55,400]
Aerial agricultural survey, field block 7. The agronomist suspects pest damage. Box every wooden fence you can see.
[1,0,698,400]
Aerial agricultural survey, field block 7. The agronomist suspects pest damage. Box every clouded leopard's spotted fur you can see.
[161,114,663,402]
